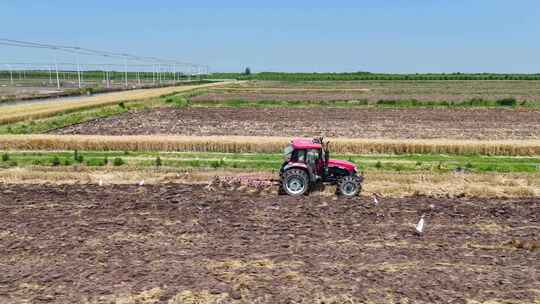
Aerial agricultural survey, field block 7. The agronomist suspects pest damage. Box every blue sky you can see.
[1,0,539,73]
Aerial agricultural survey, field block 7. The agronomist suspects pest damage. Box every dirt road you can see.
[0,81,236,125]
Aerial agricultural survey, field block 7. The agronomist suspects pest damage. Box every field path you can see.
[0,81,237,125]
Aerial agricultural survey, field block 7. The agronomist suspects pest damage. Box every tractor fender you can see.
[281,163,313,181]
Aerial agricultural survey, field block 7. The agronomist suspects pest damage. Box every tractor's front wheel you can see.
[282,169,309,196]
[337,176,361,197]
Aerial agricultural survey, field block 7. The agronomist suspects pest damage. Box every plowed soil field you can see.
[53,107,540,140]
[1,184,538,303]
[231,80,540,102]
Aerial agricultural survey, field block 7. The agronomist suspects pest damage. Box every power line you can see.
[0,38,205,68]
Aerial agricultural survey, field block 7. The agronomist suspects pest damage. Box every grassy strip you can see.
[1,151,538,173]
[0,99,163,135]
[0,135,538,156]
[0,88,212,135]
[182,96,539,109]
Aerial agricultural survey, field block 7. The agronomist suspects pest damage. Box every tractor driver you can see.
[306,149,322,181]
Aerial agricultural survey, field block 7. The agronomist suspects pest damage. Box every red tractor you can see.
[279,137,363,197]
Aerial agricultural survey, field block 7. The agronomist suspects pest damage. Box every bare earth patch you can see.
[235,80,540,101]
[53,107,540,140]
[0,183,538,303]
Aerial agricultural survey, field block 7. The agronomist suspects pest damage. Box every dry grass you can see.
[0,166,183,185]
[466,299,540,304]
[507,239,540,252]
[0,166,538,198]
[100,287,163,304]
[1,135,539,156]
[167,290,226,304]
[205,259,281,271]
[0,82,232,125]
[0,166,257,185]
[364,171,540,197]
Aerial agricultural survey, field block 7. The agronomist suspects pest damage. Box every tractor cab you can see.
[280,137,363,197]
[282,139,325,180]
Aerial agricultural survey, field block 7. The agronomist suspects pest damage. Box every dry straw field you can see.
[1,135,540,156]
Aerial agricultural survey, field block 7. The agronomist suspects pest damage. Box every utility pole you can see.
[153,64,156,85]
[76,56,82,88]
[54,59,60,89]
[158,63,161,84]
[6,64,13,85]
[124,58,128,88]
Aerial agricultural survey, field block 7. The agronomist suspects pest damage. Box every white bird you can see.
[138,180,145,186]
[372,193,380,205]
[415,214,425,235]
[98,179,103,186]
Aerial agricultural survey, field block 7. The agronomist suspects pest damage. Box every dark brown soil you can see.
[235,80,540,101]
[1,183,539,303]
[191,91,540,103]
[191,92,367,102]
[53,107,540,140]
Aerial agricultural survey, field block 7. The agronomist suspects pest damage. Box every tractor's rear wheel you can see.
[337,176,361,197]
[282,169,309,196]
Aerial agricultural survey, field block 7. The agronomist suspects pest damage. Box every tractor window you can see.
[283,144,293,161]
[294,150,306,163]
[306,149,319,165]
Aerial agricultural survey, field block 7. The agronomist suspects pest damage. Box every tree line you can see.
[211,71,540,81]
